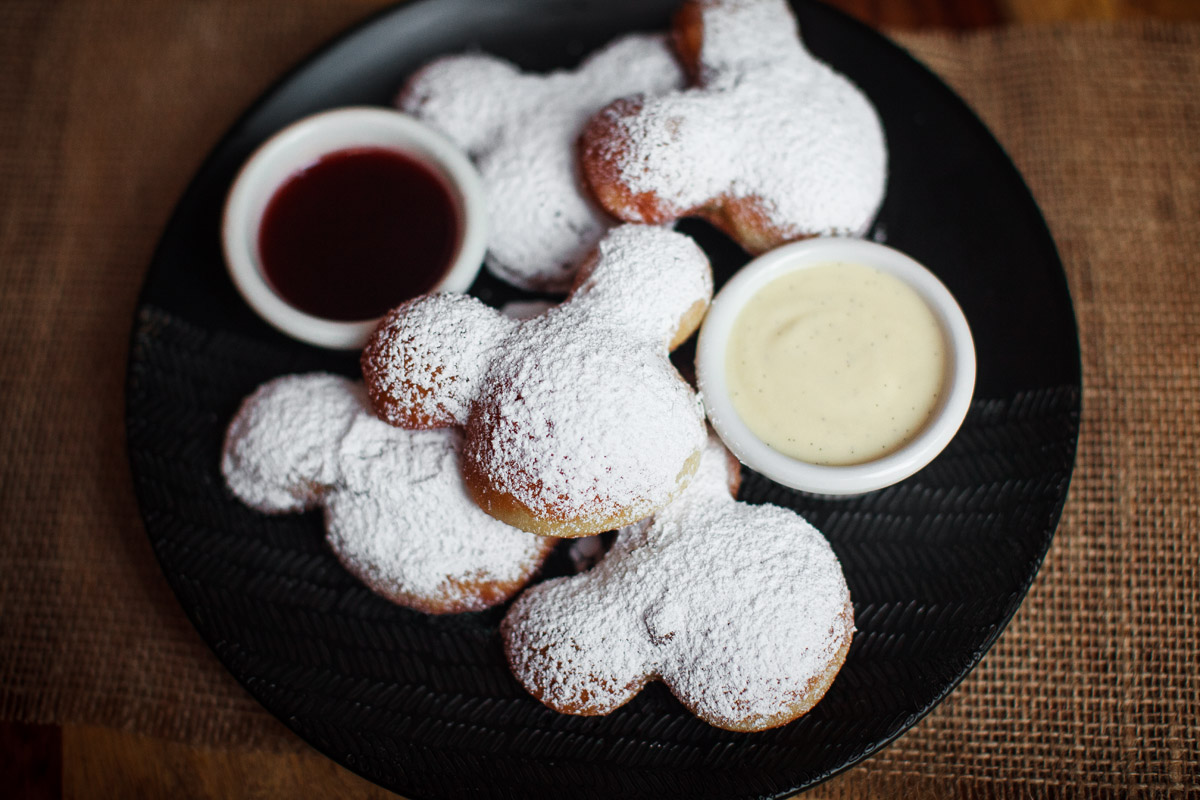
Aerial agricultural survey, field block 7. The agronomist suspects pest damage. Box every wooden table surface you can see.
[3,0,1195,798]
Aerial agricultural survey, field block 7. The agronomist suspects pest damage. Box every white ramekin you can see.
[222,107,487,350]
[696,238,975,496]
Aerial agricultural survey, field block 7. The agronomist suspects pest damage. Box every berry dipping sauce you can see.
[223,108,487,350]
[258,147,461,322]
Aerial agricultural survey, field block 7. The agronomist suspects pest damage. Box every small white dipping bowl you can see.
[696,238,975,496]
[222,107,487,350]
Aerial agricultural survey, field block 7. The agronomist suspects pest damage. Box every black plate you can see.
[125,2,1081,798]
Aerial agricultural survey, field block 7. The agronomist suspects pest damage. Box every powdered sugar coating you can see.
[464,307,701,531]
[582,0,886,251]
[222,374,555,614]
[362,293,511,429]
[221,373,364,513]
[398,34,685,291]
[568,223,711,343]
[363,225,712,536]
[502,434,854,731]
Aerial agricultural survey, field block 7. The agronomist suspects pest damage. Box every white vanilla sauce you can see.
[725,262,946,466]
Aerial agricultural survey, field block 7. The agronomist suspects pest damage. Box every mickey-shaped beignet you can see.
[222,373,556,614]
[398,34,685,292]
[581,0,887,255]
[362,224,712,537]
[502,434,854,732]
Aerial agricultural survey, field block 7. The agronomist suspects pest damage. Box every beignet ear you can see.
[397,54,523,155]
[502,573,653,716]
[680,0,808,77]
[221,373,363,513]
[568,224,712,349]
[361,293,511,429]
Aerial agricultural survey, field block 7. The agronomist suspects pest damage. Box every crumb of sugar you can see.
[567,533,614,573]
[499,299,555,321]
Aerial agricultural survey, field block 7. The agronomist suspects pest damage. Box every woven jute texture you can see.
[0,1,1196,796]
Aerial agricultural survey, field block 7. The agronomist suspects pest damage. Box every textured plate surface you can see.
[125,1,1081,798]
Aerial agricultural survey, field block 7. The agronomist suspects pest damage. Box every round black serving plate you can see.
[125,2,1081,798]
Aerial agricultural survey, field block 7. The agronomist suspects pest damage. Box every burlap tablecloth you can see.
[1,2,1196,797]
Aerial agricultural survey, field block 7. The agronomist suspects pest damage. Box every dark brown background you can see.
[1,0,1197,797]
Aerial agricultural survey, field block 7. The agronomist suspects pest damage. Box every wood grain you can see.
[61,725,398,800]
[0,723,60,800]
